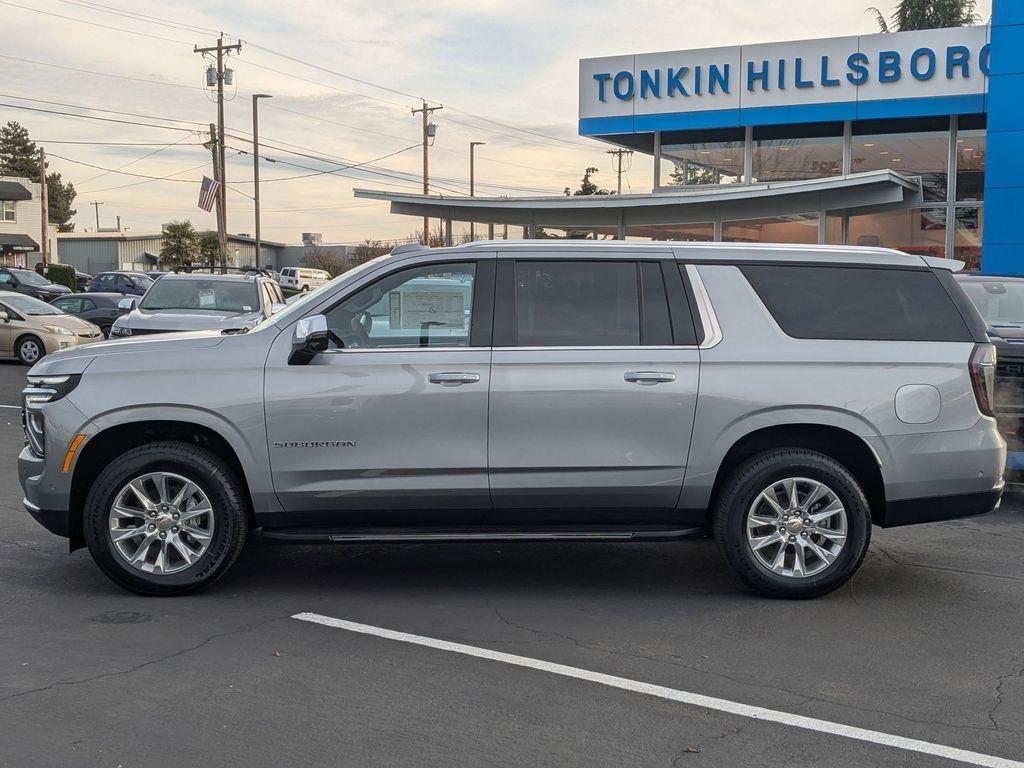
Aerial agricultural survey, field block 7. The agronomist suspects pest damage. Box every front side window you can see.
[513,261,640,347]
[325,263,476,349]
[52,298,82,313]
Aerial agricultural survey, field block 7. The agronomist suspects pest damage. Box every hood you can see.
[29,330,227,376]
[988,323,1024,342]
[42,314,102,336]
[118,306,263,332]
[35,283,71,295]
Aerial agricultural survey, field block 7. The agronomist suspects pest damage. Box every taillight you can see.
[970,343,996,417]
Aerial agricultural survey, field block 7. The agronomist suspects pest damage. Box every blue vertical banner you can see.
[982,0,1024,273]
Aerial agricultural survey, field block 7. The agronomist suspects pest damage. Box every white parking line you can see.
[293,612,1023,768]
[0,405,21,409]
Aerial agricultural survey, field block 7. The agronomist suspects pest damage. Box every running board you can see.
[260,525,706,545]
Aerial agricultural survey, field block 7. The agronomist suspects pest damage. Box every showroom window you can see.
[836,208,948,258]
[659,128,745,187]
[956,116,986,202]
[752,123,844,183]
[953,207,983,271]
[722,214,819,244]
[626,223,714,241]
[851,117,951,202]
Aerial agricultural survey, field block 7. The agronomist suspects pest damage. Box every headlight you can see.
[43,325,74,336]
[22,375,82,458]
[109,325,131,338]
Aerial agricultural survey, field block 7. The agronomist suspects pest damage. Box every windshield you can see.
[1,294,64,316]
[10,269,51,287]
[960,281,1024,326]
[130,274,155,289]
[140,278,259,312]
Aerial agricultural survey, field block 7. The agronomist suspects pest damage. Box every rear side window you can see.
[741,265,973,342]
[514,261,640,346]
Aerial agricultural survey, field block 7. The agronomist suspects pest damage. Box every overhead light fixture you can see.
[863,143,876,147]
[892,158,902,162]
[879,150,890,155]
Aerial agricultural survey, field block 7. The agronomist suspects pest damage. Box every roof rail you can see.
[391,243,428,256]
[172,265,271,277]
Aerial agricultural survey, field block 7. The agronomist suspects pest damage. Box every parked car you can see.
[278,267,329,292]
[50,292,126,338]
[955,273,1024,477]
[19,241,1004,597]
[87,271,154,296]
[0,267,71,301]
[109,272,286,337]
[75,270,92,291]
[0,293,102,364]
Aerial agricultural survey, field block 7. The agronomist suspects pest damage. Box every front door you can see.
[487,255,700,521]
[264,257,494,525]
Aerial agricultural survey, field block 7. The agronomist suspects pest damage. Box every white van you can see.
[278,267,330,292]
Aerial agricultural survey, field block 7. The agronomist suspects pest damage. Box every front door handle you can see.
[624,371,677,385]
[428,372,481,386]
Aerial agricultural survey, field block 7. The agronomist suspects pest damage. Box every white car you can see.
[278,267,330,292]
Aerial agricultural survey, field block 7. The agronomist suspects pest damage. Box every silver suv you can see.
[18,242,1005,598]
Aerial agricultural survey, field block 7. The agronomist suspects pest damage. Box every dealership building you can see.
[359,0,1024,274]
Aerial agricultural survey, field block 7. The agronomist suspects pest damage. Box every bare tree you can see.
[300,246,350,278]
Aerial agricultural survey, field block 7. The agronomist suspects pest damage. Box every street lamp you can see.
[469,141,485,241]
[252,93,272,268]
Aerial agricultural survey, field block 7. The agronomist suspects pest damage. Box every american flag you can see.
[197,175,220,212]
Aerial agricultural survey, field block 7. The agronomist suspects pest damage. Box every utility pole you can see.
[195,35,242,272]
[252,94,272,269]
[469,142,485,242]
[204,123,225,267]
[607,148,633,195]
[411,100,442,245]
[39,148,48,268]
[90,201,103,231]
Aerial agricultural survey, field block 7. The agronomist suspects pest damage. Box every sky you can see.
[1,0,994,246]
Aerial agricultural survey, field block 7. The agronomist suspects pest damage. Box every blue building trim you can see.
[982,0,1023,274]
[579,93,987,136]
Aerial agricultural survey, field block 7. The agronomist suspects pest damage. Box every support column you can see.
[982,0,1024,273]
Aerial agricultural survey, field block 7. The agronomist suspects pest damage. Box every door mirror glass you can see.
[290,314,333,365]
[0,311,8,322]
[118,297,137,312]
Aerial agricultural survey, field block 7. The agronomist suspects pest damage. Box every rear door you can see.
[487,252,701,518]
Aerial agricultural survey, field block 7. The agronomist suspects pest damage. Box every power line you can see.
[0,52,203,92]
[48,151,208,183]
[0,92,205,129]
[76,160,214,194]
[0,0,193,45]
[236,59,410,111]
[0,101,199,132]
[36,140,205,146]
[49,0,220,36]
[76,135,197,185]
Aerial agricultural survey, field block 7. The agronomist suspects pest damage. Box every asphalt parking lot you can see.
[0,360,1021,767]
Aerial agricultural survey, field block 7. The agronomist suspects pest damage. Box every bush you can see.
[45,263,77,292]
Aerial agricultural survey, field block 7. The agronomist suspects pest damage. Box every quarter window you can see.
[513,261,640,346]
[326,263,476,349]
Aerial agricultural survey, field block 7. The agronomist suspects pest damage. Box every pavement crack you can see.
[987,664,1024,730]
[0,615,282,705]
[0,537,63,558]
[874,544,1024,584]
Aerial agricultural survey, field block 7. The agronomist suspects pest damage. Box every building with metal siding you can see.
[56,232,287,273]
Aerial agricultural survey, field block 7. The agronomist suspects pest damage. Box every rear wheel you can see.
[16,335,44,365]
[83,441,249,595]
[713,449,871,598]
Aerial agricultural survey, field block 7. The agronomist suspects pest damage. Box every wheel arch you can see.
[69,418,257,550]
[708,424,886,526]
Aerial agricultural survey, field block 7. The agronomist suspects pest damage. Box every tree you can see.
[867,0,980,32]
[0,122,78,230]
[159,220,200,268]
[351,239,390,264]
[573,167,610,196]
[198,231,219,268]
[46,172,77,232]
[301,246,351,277]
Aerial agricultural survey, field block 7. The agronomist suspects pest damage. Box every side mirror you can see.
[270,302,286,315]
[118,297,137,312]
[289,314,332,365]
[0,311,8,323]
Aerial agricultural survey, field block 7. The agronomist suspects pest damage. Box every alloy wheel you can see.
[745,477,847,579]
[108,472,215,575]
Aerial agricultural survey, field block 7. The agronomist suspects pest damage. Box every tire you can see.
[16,335,44,365]
[300,284,309,293]
[713,449,871,599]
[83,441,249,596]
[98,323,112,339]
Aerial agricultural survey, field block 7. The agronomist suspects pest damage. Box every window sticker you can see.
[392,290,465,330]
[198,289,216,308]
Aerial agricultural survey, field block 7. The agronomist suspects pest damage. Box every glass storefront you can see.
[851,118,951,201]
[828,208,948,258]
[956,131,986,202]
[626,223,714,241]
[660,129,745,187]
[752,124,844,183]
[953,207,983,270]
[723,214,819,244]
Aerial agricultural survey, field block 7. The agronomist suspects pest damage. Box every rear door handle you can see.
[624,371,677,385]
[428,372,481,386]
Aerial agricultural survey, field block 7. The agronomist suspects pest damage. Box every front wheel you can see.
[713,449,871,599]
[83,441,249,595]
[16,335,44,365]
